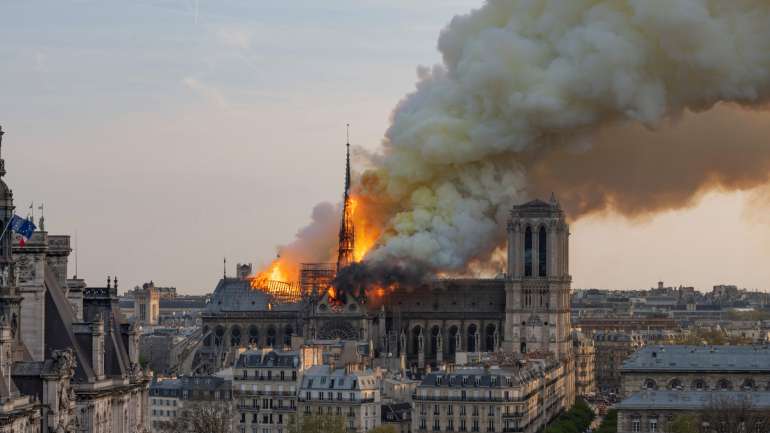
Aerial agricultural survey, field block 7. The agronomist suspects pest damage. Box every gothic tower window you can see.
[524,226,533,277]
[467,324,477,352]
[538,226,547,277]
[448,326,458,354]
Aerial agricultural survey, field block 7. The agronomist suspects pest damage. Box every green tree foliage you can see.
[543,399,595,433]
[158,402,232,433]
[368,426,397,433]
[667,415,698,433]
[595,409,618,433]
[287,414,346,433]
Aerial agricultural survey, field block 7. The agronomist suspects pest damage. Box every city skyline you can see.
[2,1,770,294]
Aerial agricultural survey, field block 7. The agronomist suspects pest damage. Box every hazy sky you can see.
[1,1,768,294]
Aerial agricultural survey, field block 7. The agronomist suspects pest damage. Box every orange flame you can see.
[350,195,380,262]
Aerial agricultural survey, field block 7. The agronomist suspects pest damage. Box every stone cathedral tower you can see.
[503,196,572,360]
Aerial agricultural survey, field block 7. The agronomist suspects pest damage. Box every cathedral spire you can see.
[337,124,355,271]
[0,125,6,178]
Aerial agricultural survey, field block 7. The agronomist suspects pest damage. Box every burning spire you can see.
[337,124,355,272]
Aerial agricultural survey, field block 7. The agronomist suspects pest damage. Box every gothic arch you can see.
[230,325,241,347]
[538,225,547,277]
[430,326,441,356]
[266,326,276,347]
[467,324,478,352]
[214,326,225,347]
[284,325,294,347]
[524,226,533,277]
[248,325,259,345]
[485,324,496,351]
[668,378,683,390]
[448,326,459,354]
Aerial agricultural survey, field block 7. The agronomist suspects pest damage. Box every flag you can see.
[9,214,36,240]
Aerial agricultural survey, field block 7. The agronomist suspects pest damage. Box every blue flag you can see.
[9,215,36,239]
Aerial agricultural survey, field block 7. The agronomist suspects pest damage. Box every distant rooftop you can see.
[622,345,770,372]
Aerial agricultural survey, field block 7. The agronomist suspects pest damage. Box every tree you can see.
[668,415,698,433]
[595,409,617,433]
[287,414,346,433]
[543,399,595,433]
[698,395,770,433]
[368,426,397,433]
[158,402,232,433]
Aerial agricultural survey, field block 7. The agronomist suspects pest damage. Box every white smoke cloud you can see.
[361,0,770,272]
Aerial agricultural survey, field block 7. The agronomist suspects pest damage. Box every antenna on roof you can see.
[223,257,227,279]
[74,230,78,278]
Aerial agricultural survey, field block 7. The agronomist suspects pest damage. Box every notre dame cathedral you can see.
[196,142,575,404]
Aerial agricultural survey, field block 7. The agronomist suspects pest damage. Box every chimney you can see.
[91,319,105,379]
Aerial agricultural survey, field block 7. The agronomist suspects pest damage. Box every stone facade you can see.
[572,331,596,397]
[297,364,381,433]
[199,199,573,387]
[413,361,568,433]
[232,349,311,433]
[594,332,644,395]
[620,345,770,399]
[0,125,150,433]
[133,283,160,327]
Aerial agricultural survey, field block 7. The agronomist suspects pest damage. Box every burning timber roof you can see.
[205,277,305,313]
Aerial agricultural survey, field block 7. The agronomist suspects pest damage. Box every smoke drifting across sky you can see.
[278,0,770,277]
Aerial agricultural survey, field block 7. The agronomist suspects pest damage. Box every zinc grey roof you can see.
[418,367,542,389]
[622,345,770,372]
[300,365,378,390]
[235,350,300,368]
[617,390,770,411]
[205,278,304,313]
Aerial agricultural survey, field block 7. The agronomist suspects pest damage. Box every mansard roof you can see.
[205,277,305,314]
[235,349,300,368]
[299,365,378,391]
[622,345,770,373]
[418,366,544,389]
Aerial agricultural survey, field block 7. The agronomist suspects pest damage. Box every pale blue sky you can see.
[1,1,767,293]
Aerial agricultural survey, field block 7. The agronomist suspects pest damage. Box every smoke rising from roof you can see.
[358,0,770,273]
[278,0,770,279]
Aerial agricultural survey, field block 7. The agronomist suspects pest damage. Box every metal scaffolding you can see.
[300,262,336,296]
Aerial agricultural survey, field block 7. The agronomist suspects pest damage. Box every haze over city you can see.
[2,1,769,294]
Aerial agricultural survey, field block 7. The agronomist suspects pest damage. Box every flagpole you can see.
[0,218,13,243]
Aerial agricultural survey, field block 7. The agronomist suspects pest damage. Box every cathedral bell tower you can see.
[0,126,22,345]
[503,196,571,360]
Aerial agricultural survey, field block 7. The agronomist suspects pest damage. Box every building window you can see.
[632,419,640,433]
[419,418,427,431]
[433,418,440,431]
[524,226,533,277]
[649,418,657,433]
[538,225,547,277]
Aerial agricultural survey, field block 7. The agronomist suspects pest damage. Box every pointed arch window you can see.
[538,226,547,277]
[524,226,533,277]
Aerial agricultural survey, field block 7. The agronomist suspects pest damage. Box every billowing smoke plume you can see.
[358,0,770,274]
[272,0,770,282]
